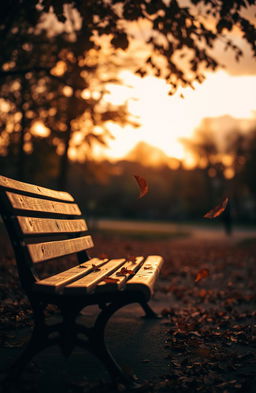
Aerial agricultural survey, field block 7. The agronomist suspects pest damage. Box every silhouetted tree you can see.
[0,22,137,188]
[1,1,255,93]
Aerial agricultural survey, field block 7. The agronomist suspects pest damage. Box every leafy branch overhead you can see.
[0,1,255,94]
[0,7,139,187]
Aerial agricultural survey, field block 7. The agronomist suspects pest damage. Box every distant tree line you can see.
[63,124,256,223]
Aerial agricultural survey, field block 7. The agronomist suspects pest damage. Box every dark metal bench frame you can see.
[0,176,162,386]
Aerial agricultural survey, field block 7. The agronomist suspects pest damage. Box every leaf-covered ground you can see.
[0,229,256,392]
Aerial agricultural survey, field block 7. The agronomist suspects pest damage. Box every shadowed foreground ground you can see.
[0,227,256,392]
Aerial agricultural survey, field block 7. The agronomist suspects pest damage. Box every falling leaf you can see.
[203,197,229,219]
[91,264,101,272]
[116,267,134,276]
[102,277,119,283]
[195,268,209,283]
[133,175,149,199]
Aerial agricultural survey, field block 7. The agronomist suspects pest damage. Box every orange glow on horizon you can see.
[98,70,256,165]
[27,70,256,171]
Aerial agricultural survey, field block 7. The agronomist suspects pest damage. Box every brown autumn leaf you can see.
[133,175,149,199]
[91,264,101,272]
[116,267,135,276]
[203,197,229,219]
[195,268,209,283]
[102,277,119,283]
[198,288,207,297]
[127,256,137,263]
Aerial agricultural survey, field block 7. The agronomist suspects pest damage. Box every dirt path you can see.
[95,218,256,242]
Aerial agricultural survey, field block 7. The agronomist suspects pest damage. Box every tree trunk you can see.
[17,77,28,181]
[57,123,72,190]
[17,125,26,180]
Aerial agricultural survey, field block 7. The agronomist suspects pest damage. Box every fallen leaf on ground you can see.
[195,268,209,282]
[198,288,207,297]
[203,197,229,218]
[133,175,149,199]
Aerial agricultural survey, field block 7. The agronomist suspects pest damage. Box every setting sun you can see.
[98,70,256,164]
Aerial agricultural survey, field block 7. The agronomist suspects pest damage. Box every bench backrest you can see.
[0,175,93,293]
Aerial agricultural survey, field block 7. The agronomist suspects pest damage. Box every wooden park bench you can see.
[0,175,164,386]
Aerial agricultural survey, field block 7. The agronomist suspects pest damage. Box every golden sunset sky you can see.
[43,4,256,165]
[90,5,256,164]
[100,69,256,162]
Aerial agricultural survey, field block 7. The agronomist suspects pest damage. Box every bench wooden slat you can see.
[17,216,87,235]
[126,255,164,298]
[27,235,94,263]
[0,175,73,201]
[34,257,109,293]
[64,258,126,294]
[7,192,81,215]
[95,256,145,293]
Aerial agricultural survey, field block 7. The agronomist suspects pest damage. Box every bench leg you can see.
[82,334,129,385]
[140,301,160,319]
[91,302,133,384]
[59,304,85,357]
[57,301,130,384]
[82,299,145,386]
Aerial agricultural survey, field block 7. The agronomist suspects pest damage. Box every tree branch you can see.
[0,66,52,79]
[0,66,82,90]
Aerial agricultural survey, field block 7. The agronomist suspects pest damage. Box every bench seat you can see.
[34,255,163,298]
